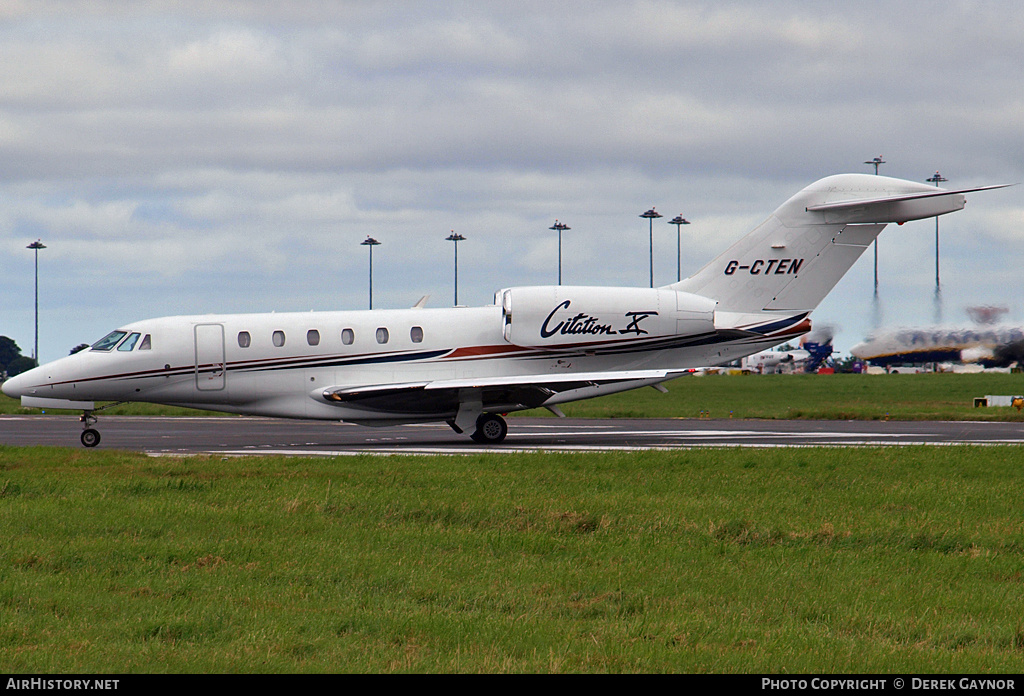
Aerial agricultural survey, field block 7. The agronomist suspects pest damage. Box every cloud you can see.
[2,1,1023,360]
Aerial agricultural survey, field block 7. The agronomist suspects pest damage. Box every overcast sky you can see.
[3,0,1023,363]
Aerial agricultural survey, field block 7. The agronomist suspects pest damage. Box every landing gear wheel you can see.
[471,413,508,444]
[80,410,101,448]
[81,428,101,448]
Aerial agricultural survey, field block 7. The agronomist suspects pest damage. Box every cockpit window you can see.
[91,331,128,352]
[139,334,152,350]
[118,333,141,352]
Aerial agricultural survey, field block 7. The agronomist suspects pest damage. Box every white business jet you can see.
[740,347,812,373]
[3,174,1005,447]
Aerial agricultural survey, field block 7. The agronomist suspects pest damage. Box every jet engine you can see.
[497,286,716,349]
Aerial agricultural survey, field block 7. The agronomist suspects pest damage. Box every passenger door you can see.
[194,323,226,391]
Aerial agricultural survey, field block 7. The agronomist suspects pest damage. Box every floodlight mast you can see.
[864,156,885,175]
[360,236,380,309]
[446,231,466,305]
[639,207,662,288]
[863,156,886,298]
[26,240,46,364]
[549,220,570,285]
[668,215,690,283]
[926,170,949,324]
[926,171,948,290]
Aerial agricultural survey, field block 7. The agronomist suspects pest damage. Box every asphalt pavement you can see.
[3,414,1024,456]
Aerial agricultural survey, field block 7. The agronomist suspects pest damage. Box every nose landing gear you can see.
[80,412,101,447]
[78,401,125,447]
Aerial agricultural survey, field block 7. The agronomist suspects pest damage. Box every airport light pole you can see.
[864,156,886,298]
[26,240,46,365]
[446,231,465,305]
[360,236,380,309]
[668,215,690,282]
[549,220,570,285]
[926,171,947,291]
[926,171,948,324]
[640,207,662,288]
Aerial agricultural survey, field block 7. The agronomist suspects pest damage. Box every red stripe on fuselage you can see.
[444,344,532,359]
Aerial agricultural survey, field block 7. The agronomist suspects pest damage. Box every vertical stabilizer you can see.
[670,174,982,314]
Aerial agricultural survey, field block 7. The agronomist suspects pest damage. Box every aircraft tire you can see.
[81,429,101,448]
[471,414,508,444]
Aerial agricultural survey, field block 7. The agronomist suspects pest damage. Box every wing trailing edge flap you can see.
[319,369,678,414]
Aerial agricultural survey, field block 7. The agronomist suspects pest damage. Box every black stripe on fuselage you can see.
[233,348,453,373]
[36,318,808,391]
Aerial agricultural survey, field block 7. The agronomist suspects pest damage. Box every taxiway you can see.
[2,415,1023,456]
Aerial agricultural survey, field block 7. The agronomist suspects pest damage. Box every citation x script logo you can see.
[724,258,804,276]
[540,300,658,339]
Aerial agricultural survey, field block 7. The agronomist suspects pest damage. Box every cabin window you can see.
[238,331,251,348]
[410,326,424,343]
[273,330,286,347]
[307,329,320,346]
[91,330,127,352]
[341,328,354,345]
[118,333,141,352]
[376,327,389,344]
[139,334,152,350]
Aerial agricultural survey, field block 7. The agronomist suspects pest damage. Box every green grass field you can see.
[522,371,1024,421]
[4,371,1024,672]
[3,445,1024,673]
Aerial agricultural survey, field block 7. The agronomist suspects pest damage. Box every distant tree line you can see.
[0,336,36,378]
[0,338,92,380]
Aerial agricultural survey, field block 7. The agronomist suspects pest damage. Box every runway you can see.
[3,415,1024,456]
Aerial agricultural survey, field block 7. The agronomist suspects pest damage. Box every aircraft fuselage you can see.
[8,294,802,423]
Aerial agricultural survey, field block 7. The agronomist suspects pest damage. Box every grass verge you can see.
[3,445,1024,673]
[520,372,1024,421]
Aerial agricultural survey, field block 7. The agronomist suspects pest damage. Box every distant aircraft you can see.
[741,347,811,373]
[850,325,1024,366]
[800,333,836,373]
[3,174,1005,446]
[741,324,837,373]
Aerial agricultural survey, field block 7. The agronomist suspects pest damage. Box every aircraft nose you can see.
[2,372,29,399]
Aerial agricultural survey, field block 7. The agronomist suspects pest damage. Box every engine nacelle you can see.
[497,286,716,349]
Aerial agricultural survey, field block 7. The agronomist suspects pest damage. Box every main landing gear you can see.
[470,413,508,444]
[446,397,509,444]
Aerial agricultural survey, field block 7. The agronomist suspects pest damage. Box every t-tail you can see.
[670,173,1008,336]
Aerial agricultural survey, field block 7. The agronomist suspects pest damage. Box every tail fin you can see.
[670,173,1005,314]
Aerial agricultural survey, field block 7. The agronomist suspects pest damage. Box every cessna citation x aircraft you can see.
[3,174,1006,447]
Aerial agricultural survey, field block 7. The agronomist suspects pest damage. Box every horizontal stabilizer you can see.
[805,184,1011,224]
